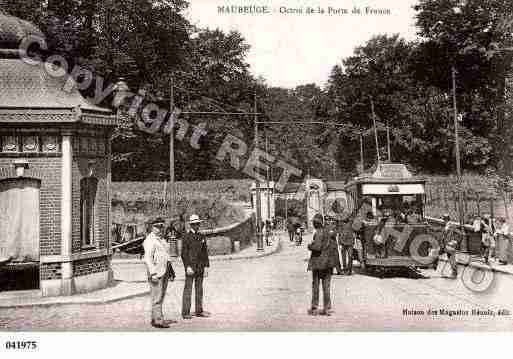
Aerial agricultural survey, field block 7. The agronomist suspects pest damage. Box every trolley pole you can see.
[359,132,364,173]
[370,97,381,166]
[254,91,263,251]
[285,196,288,224]
[386,121,391,162]
[266,135,271,225]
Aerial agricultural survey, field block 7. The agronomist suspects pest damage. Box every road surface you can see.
[1,233,512,331]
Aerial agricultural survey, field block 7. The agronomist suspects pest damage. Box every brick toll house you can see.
[0,13,117,296]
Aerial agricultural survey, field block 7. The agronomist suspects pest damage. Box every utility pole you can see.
[254,91,263,251]
[452,65,465,234]
[169,76,175,219]
[285,196,288,224]
[386,121,391,162]
[359,132,364,173]
[370,97,381,166]
[266,134,271,225]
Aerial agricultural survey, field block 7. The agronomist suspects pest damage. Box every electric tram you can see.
[343,163,438,271]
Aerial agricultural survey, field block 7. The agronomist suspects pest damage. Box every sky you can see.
[186,0,421,88]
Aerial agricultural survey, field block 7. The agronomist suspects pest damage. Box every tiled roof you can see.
[0,59,111,113]
[0,13,44,49]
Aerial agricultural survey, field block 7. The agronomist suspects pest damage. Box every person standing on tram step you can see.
[264,219,272,246]
[307,213,339,316]
[338,214,355,275]
[441,214,460,278]
[143,217,176,328]
[181,214,210,319]
[484,215,496,261]
[478,215,494,263]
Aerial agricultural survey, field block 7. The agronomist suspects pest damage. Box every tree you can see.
[326,33,494,174]
[415,0,513,174]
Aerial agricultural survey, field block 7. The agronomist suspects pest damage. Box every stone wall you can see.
[73,256,110,277]
[202,213,255,254]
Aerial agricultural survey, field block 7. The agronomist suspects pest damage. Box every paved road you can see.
[1,233,513,331]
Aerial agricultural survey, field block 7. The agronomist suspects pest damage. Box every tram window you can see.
[364,194,424,222]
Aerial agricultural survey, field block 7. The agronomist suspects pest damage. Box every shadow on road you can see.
[353,264,429,279]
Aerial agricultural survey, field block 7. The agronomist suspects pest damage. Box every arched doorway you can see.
[0,178,40,291]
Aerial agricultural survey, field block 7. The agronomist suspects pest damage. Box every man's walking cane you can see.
[336,233,343,269]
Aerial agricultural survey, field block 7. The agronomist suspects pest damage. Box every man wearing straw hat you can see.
[181,214,211,319]
[143,217,176,328]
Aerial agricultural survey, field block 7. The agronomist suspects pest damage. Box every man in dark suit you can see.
[181,214,210,319]
[286,217,296,242]
[307,214,340,316]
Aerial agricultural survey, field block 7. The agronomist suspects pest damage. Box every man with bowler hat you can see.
[181,214,210,319]
[143,217,176,328]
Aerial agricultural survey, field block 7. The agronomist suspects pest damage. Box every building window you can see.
[0,178,40,263]
[80,177,98,248]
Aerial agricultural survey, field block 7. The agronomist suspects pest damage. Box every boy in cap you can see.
[181,214,210,319]
[143,217,176,328]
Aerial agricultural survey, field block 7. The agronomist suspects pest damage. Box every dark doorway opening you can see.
[0,264,40,291]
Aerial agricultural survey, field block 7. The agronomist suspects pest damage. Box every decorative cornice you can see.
[0,110,117,126]
[81,114,118,126]
[0,112,75,123]
[0,165,44,181]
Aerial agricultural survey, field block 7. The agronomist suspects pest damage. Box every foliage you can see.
[326,29,505,174]
[3,0,513,181]
[274,198,306,220]
[111,179,252,227]
[414,0,513,174]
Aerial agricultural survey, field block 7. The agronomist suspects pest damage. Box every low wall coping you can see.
[200,212,253,236]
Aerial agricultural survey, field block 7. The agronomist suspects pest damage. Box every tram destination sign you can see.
[373,163,413,179]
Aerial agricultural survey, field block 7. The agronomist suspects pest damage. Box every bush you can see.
[111,180,251,227]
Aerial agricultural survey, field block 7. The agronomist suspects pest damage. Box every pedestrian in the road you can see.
[264,219,272,246]
[480,215,494,263]
[307,213,339,316]
[143,217,176,328]
[495,217,511,264]
[338,214,355,275]
[181,214,210,319]
[287,217,295,242]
